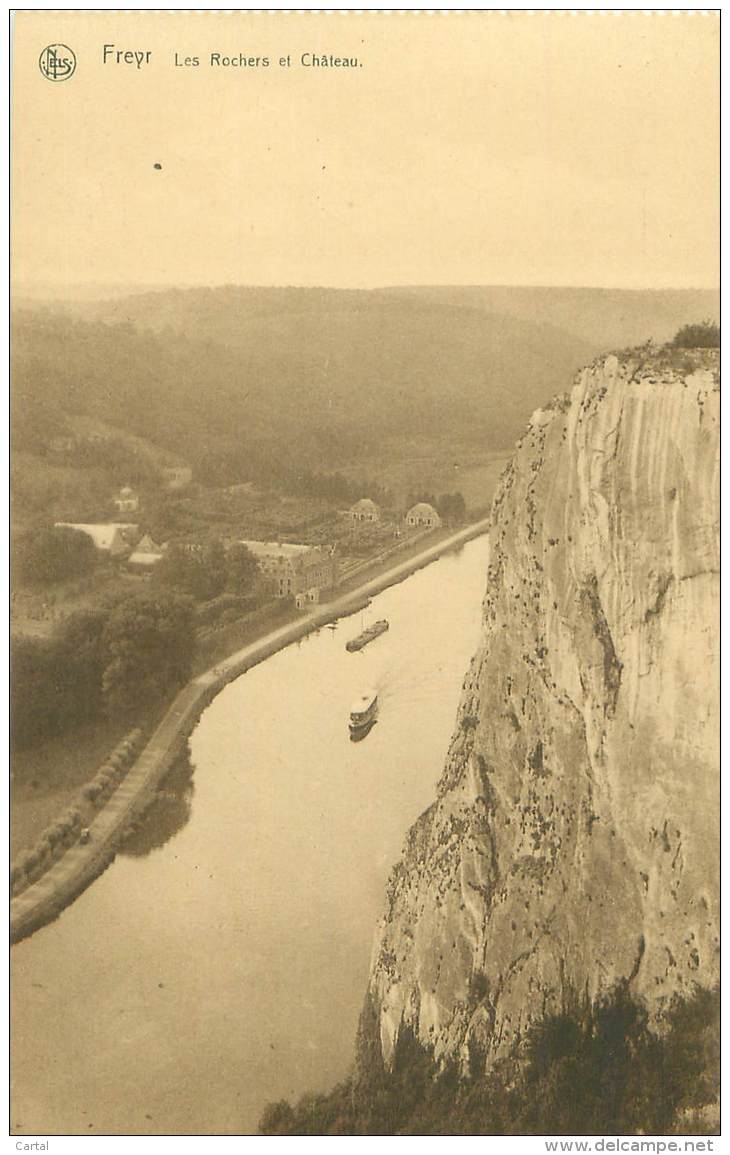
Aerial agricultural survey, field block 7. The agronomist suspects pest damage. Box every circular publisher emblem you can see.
[39,44,76,82]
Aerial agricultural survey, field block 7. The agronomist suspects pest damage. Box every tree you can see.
[203,539,227,598]
[225,542,258,594]
[17,525,97,586]
[11,636,62,745]
[155,540,226,601]
[11,609,107,746]
[57,609,108,718]
[437,492,467,525]
[101,590,196,714]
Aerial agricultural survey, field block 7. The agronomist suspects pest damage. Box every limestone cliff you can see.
[367,347,720,1074]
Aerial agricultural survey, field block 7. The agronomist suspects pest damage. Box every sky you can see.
[12,11,719,292]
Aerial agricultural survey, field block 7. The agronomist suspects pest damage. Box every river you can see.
[11,534,490,1135]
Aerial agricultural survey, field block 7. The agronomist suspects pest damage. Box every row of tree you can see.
[276,468,392,507]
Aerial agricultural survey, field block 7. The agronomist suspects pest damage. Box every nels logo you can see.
[39,44,76,82]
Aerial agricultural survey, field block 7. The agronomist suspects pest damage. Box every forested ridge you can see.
[12,289,599,486]
[14,285,717,490]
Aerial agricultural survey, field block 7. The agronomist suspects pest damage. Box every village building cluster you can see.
[51,491,445,612]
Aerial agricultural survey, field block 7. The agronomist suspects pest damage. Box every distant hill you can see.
[11,284,717,495]
[11,289,598,485]
[381,285,719,351]
[23,283,718,351]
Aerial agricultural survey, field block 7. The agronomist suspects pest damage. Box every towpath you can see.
[10,517,490,943]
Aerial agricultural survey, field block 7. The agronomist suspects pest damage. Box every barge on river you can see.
[346,619,389,652]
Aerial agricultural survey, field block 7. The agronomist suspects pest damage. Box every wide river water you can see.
[11,534,490,1135]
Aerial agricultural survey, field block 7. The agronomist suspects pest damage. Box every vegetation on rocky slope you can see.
[259,984,718,1136]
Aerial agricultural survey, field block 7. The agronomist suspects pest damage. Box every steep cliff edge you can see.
[367,347,719,1075]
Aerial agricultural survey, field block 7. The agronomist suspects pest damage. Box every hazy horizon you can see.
[13,279,722,301]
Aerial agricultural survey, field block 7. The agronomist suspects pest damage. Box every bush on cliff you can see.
[672,321,720,349]
[258,984,719,1136]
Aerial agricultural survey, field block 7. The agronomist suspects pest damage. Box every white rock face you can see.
[367,350,720,1073]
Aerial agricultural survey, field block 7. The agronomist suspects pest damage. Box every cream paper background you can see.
[13,11,719,294]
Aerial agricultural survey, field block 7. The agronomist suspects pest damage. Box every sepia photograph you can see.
[9,9,719,1141]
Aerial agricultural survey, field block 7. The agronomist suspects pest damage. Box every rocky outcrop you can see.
[367,347,719,1075]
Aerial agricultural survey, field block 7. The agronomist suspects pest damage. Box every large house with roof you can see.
[348,498,380,524]
[405,502,442,529]
[241,541,338,601]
